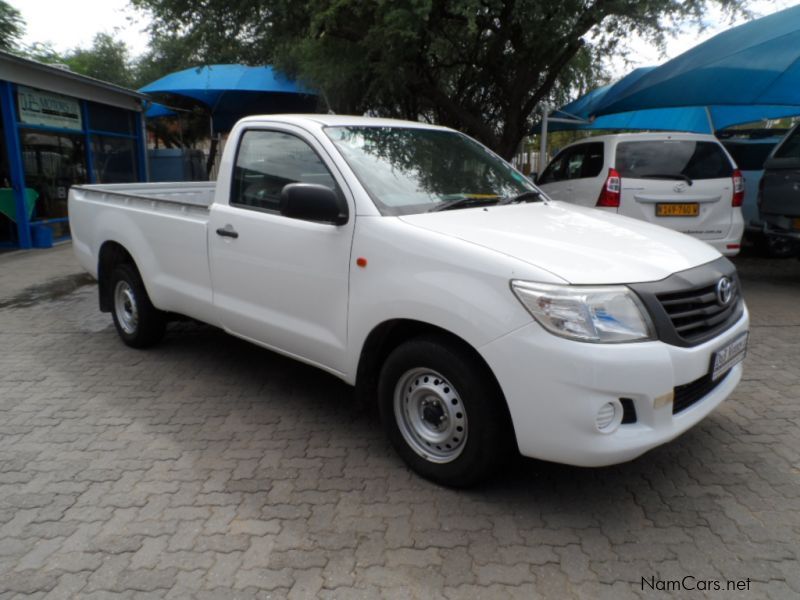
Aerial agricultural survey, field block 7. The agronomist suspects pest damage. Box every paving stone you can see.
[0,245,797,597]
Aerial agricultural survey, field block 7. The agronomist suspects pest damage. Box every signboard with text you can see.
[17,85,82,131]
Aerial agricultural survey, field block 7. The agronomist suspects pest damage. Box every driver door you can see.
[208,127,354,373]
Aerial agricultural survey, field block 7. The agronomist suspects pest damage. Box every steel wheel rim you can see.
[114,280,138,335]
[393,368,468,464]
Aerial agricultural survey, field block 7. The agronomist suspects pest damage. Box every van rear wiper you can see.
[639,173,693,185]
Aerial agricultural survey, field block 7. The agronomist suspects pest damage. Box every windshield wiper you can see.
[430,197,501,212]
[498,190,543,205]
[638,173,693,185]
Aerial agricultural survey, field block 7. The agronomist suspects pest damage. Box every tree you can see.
[132,0,743,158]
[62,33,134,88]
[133,33,204,89]
[0,0,25,52]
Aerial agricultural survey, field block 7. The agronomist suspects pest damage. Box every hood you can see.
[399,201,721,284]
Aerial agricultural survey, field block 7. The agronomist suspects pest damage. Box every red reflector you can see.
[597,168,621,208]
[727,244,740,249]
[356,257,368,268]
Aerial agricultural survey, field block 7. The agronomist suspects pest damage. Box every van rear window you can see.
[615,141,733,180]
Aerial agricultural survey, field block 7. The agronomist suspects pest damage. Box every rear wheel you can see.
[110,264,166,348]
[378,335,513,487]
[753,233,798,258]
[764,234,798,258]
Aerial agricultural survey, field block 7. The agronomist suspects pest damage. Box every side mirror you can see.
[280,183,347,225]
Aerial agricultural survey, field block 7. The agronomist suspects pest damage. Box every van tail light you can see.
[732,169,744,207]
[597,168,621,208]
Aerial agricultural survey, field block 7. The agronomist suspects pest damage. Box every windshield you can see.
[324,126,536,215]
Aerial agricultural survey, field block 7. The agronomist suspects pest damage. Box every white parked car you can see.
[69,116,749,486]
[536,133,745,256]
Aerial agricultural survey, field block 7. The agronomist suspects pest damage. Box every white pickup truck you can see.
[70,115,749,486]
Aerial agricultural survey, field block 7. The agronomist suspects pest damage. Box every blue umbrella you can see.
[592,4,800,116]
[144,102,177,120]
[140,64,317,133]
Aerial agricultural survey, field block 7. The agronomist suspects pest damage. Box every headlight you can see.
[511,280,654,343]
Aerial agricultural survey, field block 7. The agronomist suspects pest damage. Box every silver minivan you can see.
[537,133,745,256]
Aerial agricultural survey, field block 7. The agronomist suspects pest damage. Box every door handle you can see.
[216,225,239,239]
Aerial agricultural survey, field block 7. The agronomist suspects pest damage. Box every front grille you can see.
[628,257,744,348]
[657,281,741,344]
[672,371,728,414]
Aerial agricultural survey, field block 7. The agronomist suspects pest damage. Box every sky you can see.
[10,0,151,56]
[9,0,800,77]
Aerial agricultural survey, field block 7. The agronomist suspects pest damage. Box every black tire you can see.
[378,334,514,487]
[109,264,166,348]
[753,233,798,258]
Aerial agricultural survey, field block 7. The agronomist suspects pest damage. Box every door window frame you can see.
[229,127,351,222]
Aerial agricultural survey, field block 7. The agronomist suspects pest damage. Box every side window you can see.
[565,143,604,180]
[774,127,800,160]
[539,142,604,184]
[539,149,569,184]
[231,130,339,212]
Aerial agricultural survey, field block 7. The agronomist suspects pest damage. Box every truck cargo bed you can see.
[71,182,216,207]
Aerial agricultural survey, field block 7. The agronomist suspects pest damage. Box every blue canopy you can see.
[549,68,655,123]
[140,64,317,133]
[537,104,800,134]
[592,4,800,116]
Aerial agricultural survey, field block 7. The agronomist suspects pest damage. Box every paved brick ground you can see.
[0,245,798,599]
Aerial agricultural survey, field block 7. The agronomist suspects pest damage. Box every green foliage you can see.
[0,0,24,52]
[132,33,203,89]
[62,33,134,88]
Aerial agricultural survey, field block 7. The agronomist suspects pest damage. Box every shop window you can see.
[20,130,87,238]
[91,136,138,183]
[87,102,134,135]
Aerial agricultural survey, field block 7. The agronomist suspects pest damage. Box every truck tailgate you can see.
[760,157,800,217]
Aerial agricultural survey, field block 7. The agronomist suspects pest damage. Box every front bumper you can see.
[479,306,749,467]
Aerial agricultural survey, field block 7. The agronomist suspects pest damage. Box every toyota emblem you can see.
[673,182,688,193]
[716,277,733,306]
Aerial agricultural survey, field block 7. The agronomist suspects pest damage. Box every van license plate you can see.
[711,332,748,381]
[656,203,699,217]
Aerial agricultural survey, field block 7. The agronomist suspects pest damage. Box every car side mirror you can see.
[280,183,347,225]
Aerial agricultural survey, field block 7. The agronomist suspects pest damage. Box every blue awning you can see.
[536,104,800,134]
[592,5,800,116]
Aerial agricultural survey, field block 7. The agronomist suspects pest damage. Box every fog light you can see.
[595,401,622,433]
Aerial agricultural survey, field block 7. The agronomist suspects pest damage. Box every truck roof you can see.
[236,114,452,130]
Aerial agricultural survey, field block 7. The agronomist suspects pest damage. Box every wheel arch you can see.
[97,241,137,312]
[355,319,513,429]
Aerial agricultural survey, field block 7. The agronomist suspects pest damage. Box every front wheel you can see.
[110,264,166,348]
[378,335,513,487]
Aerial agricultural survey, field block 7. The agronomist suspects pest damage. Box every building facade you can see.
[0,52,147,249]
